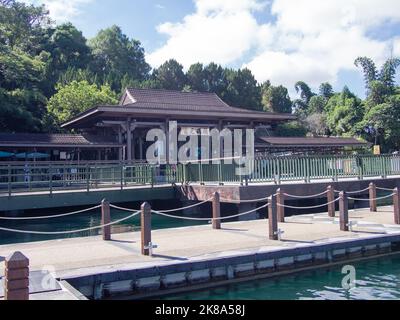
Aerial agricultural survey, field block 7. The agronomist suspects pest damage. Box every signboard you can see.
[373,145,381,155]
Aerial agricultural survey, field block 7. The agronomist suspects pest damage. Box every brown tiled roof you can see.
[257,136,368,147]
[123,88,294,118]
[62,89,296,128]
[0,133,122,148]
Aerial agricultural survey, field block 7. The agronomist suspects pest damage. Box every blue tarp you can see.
[15,152,50,159]
[0,151,14,158]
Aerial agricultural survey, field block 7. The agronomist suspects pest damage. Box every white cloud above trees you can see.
[148,0,400,92]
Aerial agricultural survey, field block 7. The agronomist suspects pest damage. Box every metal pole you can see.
[393,188,400,225]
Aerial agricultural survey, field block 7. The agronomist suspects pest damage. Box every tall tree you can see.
[186,63,206,92]
[89,25,150,90]
[152,59,186,91]
[261,83,292,113]
[319,82,334,99]
[354,57,378,95]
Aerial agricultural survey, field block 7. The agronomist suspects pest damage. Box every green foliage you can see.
[261,82,292,113]
[152,59,186,91]
[325,88,364,136]
[319,82,333,99]
[47,81,118,125]
[274,121,307,137]
[89,25,150,91]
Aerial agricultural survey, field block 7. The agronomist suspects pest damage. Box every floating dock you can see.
[1,206,400,300]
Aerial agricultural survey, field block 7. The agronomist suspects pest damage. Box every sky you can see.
[25,0,400,98]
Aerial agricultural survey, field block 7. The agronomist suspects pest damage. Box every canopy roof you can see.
[256,136,369,148]
[62,88,296,129]
[0,133,122,148]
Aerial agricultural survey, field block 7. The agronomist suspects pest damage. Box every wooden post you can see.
[393,188,400,225]
[369,183,377,212]
[141,202,152,256]
[5,252,29,300]
[276,188,285,223]
[101,199,111,241]
[268,196,278,240]
[212,192,221,230]
[339,192,349,232]
[327,185,336,218]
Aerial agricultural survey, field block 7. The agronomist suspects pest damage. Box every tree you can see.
[361,94,400,152]
[274,121,307,137]
[319,82,333,99]
[47,80,118,125]
[224,68,262,110]
[308,95,326,114]
[89,25,150,90]
[186,63,206,92]
[325,87,364,136]
[203,63,228,98]
[41,23,91,96]
[354,57,378,94]
[152,59,186,91]
[293,81,315,114]
[303,113,328,136]
[261,83,292,113]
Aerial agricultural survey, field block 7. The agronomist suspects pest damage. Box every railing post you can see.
[5,252,29,300]
[339,191,349,232]
[268,195,278,240]
[141,202,152,256]
[393,188,400,225]
[8,164,11,197]
[276,188,285,223]
[101,199,111,241]
[212,192,221,230]
[369,182,377,212]
[49,164,53,196]
[327,186,335,217]
[86,163,90,193]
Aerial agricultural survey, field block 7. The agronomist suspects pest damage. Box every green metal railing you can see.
[0,154,400,195]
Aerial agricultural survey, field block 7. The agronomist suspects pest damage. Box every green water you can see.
[160,254,400,300]
[0,201,213,245]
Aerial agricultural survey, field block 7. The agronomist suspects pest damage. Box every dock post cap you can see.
[6,251,29,268]
[101,199,109,204]
[141,202,151,210]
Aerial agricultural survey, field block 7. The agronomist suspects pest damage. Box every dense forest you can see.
[1,0,400,152]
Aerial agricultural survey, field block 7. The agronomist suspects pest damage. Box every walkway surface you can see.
[0,206,399,299]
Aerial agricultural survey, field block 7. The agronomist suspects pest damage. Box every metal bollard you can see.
[101,199,111,241]
[5,252,29,300]
[369,183,377,212]
[276,188,285,223]
[327,185,336,218]
[141,202,152,256]
[268,195,278,240]
[339,192,349,232]
[212,192,221,230]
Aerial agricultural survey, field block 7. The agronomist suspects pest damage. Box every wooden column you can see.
[327,185,336,217]
[5,252,29,300]
[126,120,132,161]
[212,192,221,230]
[339,192,349,232]
[101,199,111,241]
[268,196,278,240]
[393,188,400,225]
[276,188,285,223]
[369,183,377,212]
[141,202,152,256]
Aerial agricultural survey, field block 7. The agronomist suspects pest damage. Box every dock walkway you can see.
[0,206,399,299]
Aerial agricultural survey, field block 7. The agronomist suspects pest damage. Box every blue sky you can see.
[27,0,400,98]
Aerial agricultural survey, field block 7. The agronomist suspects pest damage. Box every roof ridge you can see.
[126,87,217,96]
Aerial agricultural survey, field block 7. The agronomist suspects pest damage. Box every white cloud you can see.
[147,0,268,68]
[24,0,93,22]
[148,0,400,94]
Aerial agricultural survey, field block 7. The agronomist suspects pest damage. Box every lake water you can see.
[160,254,400,300]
